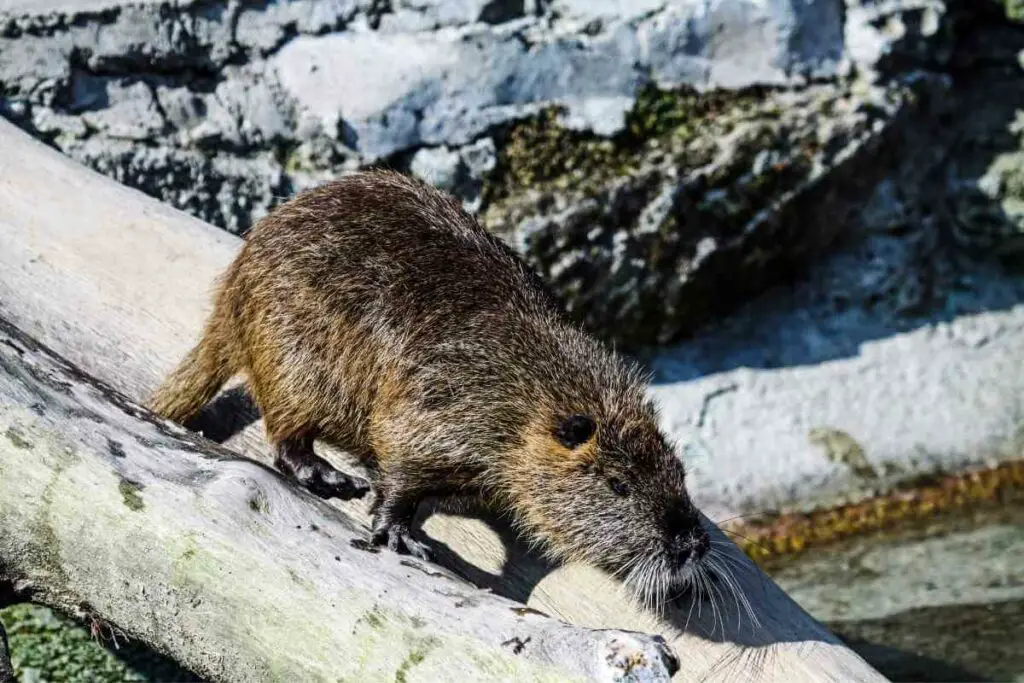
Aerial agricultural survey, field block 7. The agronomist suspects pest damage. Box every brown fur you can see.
[149,169,708,596]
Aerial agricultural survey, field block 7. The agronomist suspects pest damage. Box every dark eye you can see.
[554,414,596,449]
[608,477,629,497]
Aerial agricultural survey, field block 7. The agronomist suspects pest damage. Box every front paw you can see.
[370,522,433,561]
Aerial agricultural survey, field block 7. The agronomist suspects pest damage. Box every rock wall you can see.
[0,0,843,230]
[1,0,1021,345]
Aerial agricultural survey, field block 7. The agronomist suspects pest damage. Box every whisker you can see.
[712,511,768,526]
[696,567,712,635]
[707,555,740,633]
[710,539,772,603]
[706,566,726,638]
[683,571,699,634]
[699,567,718,637]
[709,546,761,628]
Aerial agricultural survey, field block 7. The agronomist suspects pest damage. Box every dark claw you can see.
[371,524,433,561]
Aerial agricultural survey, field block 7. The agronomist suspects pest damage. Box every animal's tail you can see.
[148,324,235,425]
[147,264,241,425]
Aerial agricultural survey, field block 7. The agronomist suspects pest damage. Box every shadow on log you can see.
[0,116,885,681]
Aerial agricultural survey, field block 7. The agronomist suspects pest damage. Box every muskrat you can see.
[148,169,710,600]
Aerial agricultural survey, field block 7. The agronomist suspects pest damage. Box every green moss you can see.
[477,79,873,348]
[361,606,385,630]
[4,426,32,450]
[0,604,198,682]
[482,84,765,207]
[118,479,145,512]
[998,0,1024,21]
[394,639,437,683]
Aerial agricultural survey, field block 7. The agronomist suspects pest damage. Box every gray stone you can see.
[0,0,855,232]
[482,78,938,345]
[410,145,463,191]
[389,0,525,28]
[78,79,166,141]
[844,0,952,76]
[459,136,496,179]
[212,66,296,147]
[270,0,846,160]
[936,50,1024,260]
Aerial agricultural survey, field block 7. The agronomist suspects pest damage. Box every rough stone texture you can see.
[480,79,932,345]
[0,1,1020,346]
[644,18,1024,519]
[0,0,880,347]
[0,0,846,223]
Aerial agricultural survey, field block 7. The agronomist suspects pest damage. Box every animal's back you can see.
[220,170,560,456]
[148,169,712,574]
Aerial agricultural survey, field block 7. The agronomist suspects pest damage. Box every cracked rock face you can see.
[0,0,999,345]
[479,80,934,345]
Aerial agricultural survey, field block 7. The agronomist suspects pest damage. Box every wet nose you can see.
[671,528,710,567]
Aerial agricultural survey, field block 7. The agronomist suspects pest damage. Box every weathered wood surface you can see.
[0,116,886,682]
[0,318,680,682]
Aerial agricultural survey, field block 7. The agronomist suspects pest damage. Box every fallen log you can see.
[0,317,679,681]
[0,116,885,681]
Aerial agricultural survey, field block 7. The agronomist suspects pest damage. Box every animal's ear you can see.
[554,415,596,449]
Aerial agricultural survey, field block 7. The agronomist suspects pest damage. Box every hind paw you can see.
[277,452,371,501]
[305,465,371,501]
[370,523,433,561]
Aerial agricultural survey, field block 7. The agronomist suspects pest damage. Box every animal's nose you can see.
[670,528,710,567]
[691,528,710,560]
[672,544,692,567]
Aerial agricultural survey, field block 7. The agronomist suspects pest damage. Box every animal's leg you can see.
[273,430,371,501]
[369,475,433,560]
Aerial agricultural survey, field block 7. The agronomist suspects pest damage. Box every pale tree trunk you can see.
[0,116,886,682]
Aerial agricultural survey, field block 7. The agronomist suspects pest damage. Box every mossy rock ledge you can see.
[479,79,936,347]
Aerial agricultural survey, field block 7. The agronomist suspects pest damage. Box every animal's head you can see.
[510,396,710,607]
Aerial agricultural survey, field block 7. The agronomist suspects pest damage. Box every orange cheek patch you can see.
[520,416,599,475]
